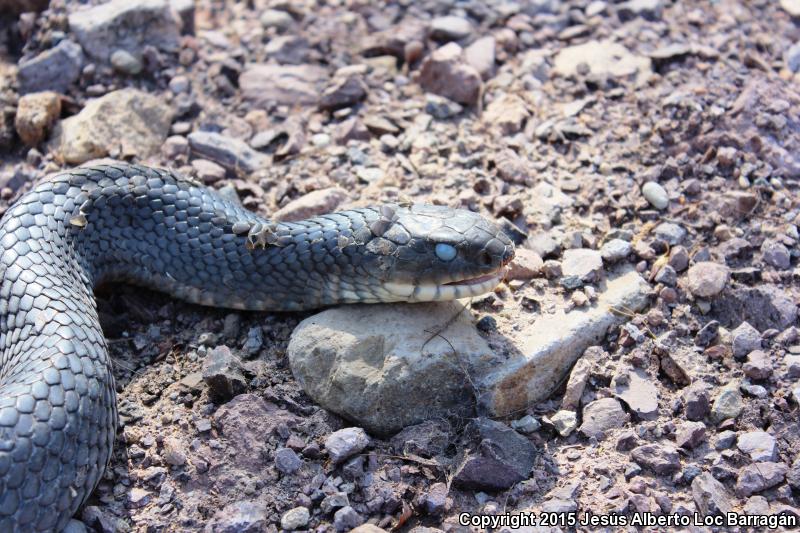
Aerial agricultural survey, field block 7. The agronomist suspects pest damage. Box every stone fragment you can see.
[683,382,711,420]
[17,40,84,94]
[553,40,652,79]
[692,472,733,515]
[511,415,541,434]
[127,488,151,509]
[731,321,761,359]
[188,131,267,174]
[110,50,142,75]
[761,239,791,269]
[281,507,310,530]
[452,418,537,490]
[653,222,686,245]
[390,420,451,457]
[333,506,363,532]
[561,248,604,283]
[712,285,797,331]
[429,16,473,41]
[418,43,483,105]
[464,36,495,80]
[675,421,706,449]
[191,159,226,184]
[14,91,60,146]
[482,94,529,134]
[274,447,302,474]
[265,36,311,65]
[614,368,658,420]
[601,239,632,263]
[618,0,664,21]
[68,0,180,63]
[52,89,173,164]
[631,444,681,475]
[579,398,628,439]
[737,431,777,462]
[711,382,743,423]
[202,346,247,403]
[162,437,186,466]
[561,348,599,410]
[260,9,293,30]
[642,182,668,209]
[736,462,788,497]
[686,262,730,298]
[325,427,370,464]
[208,501,267,533]
[506,248,543,280]
[319,75,368,111]
[423,483,448,514]
[743,350,772,380]
[240,64,328,106]
[273,188,347,222]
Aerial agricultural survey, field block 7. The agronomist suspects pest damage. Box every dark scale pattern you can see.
[0,163,513,530]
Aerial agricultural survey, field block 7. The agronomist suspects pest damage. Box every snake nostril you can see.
[479,251,493,267]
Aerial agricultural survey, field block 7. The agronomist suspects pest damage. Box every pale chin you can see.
[383,267,506,302]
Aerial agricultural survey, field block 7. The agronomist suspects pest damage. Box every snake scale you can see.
[0,162,514,531]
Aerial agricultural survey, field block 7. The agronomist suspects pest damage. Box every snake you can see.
[0,162,514,531]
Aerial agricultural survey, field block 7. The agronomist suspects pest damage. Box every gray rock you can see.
[761,239,792,269]
[711,382,743,423]
[669,246,690,271]
[692,472,733,515]
[561,347,600,410]
[695,320,720,348]
[631,443,681,475]
[654,265,677,287]
[202,346,247,403]
[511,415,541,434]
[280,507,310,530]
[686,262,730,299]
[191,159,226,184]
[614,368,658,420]
[333,506,363,531]
[260,9,293,30]
[553,40,652,80]
[51,88,174,164]
[642,182,669,209]
[452,418,537,491]
[561,248,604,283]
[423,482,448,514]
[418,43,482,105]
[240,64,328,106]
[549,410,578,437]
[273,188,347,222]
[715,430,737,450]
[618,0,664,21]
[653,222,686,245]
[675,421,706,449]
[264,36,311,65]
[600,239,632,263]
[732,321,761,359]
[17,39,84,94]
[736,462,788,497]
[683,381,711,421]
[325,427,370,464]
[110,49,142,75]
[68,0,180,63]
[712,285,798,331]
[390,420,451,457]
[429,16,473,41]
[188,131,268,174]
[580,398,629,439]
[321,492,349,514]
[243,326,263,356]
[207,501,267,533]
[737,431,777,462]
[482,94,530,135]
[786,42,800,73]
[743,350,772,380]
[464,36,495,80]
[274,447,302,474]
[425,94,464,119]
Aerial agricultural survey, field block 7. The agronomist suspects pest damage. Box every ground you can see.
[1,0,800,532]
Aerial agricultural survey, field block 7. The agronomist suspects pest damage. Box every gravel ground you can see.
[1,0,800,532]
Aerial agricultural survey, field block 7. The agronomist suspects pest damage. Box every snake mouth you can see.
[383,267,507,302]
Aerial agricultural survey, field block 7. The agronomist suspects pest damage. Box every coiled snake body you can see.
[0,163,513,531]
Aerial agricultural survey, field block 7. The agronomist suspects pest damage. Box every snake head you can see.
[363,204,515,302]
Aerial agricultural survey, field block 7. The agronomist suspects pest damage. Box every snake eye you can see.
[435,243,457,262]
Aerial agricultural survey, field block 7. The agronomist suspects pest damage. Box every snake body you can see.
[0,163,513,531]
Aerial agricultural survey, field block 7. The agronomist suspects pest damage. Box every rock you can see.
[110,50,142,75]
[675,421,706,449]
[695,320,720,347]
[14,91,60,146]
[321,492,349,514]
[669,246,690,272]
[614,368,658,420]
[506,249,543,280]
[163,135,190,160]
[127,487,151,509]
[549,410,578,437]
[789,44,800,72]
[511,415,541,434]
[561,348,600,410]
[423,482,448,514]
[452,418,537,491]
[601,239,632,263]
[642,182,668,210]
[782,0,800,16]
[579,398,629,439]
[683,382,711,421]
[482,94,530,135]
[464,36,495,80]
[273,188,347,222]
[319,75,368,111]
[260,9,294,30]
[287,301,492,435]
[325,427,370,464]
[561,249,604,283]
[481,269,650,417]
[280,507,310,530]
[731,321,761,359]
[17,40,84,94]
[191,159,227,184]
[68,0,180,63]
[274,447,302,474]
[429,16,473,41]
[737,431,777,462]
[743,350,772,380]
[631,444,681,475]
[654,265,677,286]
[712,285,798,331]
[390,420,451,457]
[692,472,733,515]
[240,64,328,106]
[188,131,267,174]
[333,506,363,532]
[653,222,686,246]
[162,437,186,466]
[736,462,788,497]
[617,0,664,21]
[686,262,730,298]
[553,40,651,80]
[761,240,791,269]
[418,43,483,106]
[207,501,267,533]
[202,346,247,403]
[711,382,743,423]
[51,89,173,163]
